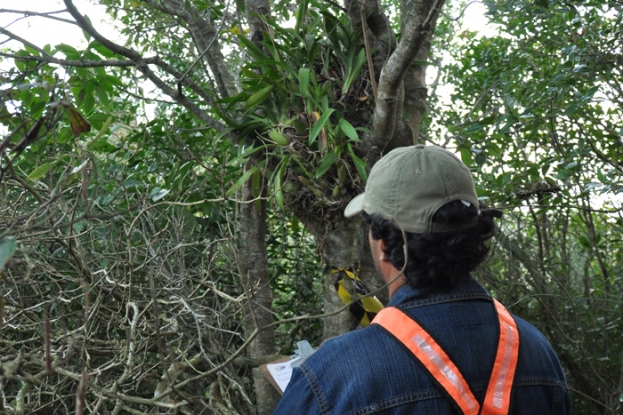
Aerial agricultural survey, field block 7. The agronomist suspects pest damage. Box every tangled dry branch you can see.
[0,158,263,414]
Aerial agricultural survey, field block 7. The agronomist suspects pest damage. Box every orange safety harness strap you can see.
[481,300,520,415]
[372,299,519,415]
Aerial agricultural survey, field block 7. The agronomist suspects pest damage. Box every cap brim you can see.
[344,193,365,218]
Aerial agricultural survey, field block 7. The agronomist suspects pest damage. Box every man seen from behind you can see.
[272,144,570,415]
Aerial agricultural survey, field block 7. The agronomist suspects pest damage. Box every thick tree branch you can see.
[0,27,54,57]
[367,0,446,163]
[0,52,147,68]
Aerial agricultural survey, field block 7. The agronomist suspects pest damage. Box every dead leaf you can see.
[68,107,91,136]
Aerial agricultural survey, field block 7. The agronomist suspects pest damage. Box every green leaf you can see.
[27,162,57,181]
[87,116,113,150]
[227,165,259,197]
[290,156,312,178]
[466,123,486,133]
[308,109,334,145]
[410,60,434,67]
[250,59,297,77]
[338,118,359,141]
[578,236,591,249]
[298,67,310,96]
[348,144,367,182]
[295,0,309,31]
[573,64,591,73]
[24,45,41,56]
[150,187,171,202]
[123,179,142,189]
[343,49,367,94]
[55,43,80,58]
[272,156,290,210]
[227,144,268,166]
[563,103,580,116]
[584,182,601,192]
[582,85,599,101]
[0,237,17,271]
[244,85,274,109]
[237,34,270,61]
[315,149,339,178]
[460,148,473,165]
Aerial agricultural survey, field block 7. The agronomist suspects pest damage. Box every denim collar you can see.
[387,276,492,310]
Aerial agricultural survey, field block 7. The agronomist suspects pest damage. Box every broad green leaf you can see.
[290,156,312,178]
[321,11,341,50]
[272,156,290,210]
[123,179,142,189]
[343,49,367,94]
[24,45,41,56]
[348,144,367,182]
[584,182,601,192]
[27,162,57,181]
[299,67,310,96]
[460,148,473,165]
[74,220,85,234]
[573,64,591,73]
[295,0,309,31]
[582,86,599,101]
[0,237,17,271]
[563,103,580,116]
[150,187,170,202]
[339,118,359,141]
[245,85,274,109]
[55,43,80,58]
[250,59,297,77]
[315,149,339,178]
[308,109,334,145]
[410,60,434,67]
[87,116,113,150]
[237,34,270,61]
[466,123,486,133]
[227,144,269,166]
[227,165,259,197]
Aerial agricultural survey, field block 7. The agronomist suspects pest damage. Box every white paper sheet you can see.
[265,360,294,392]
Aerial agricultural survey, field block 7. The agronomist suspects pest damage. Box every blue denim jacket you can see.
[272,277,570,414]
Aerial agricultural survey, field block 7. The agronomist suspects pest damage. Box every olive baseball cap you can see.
[344,144,479,233]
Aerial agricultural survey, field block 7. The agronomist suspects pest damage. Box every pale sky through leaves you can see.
[1,0,497,52]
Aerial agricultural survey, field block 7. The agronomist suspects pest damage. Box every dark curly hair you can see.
[363,201,497,291]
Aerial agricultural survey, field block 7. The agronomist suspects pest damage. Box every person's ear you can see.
[379,239,389,262]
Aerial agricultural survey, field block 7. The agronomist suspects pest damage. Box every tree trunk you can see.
[320,219,361,339]
[400,0,441,143]
[238,162,280,415]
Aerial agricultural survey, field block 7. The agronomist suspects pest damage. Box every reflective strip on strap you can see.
[372,308,480,415]
[481,299,520,415]
[373,301,520,415]
[413,334,479,413]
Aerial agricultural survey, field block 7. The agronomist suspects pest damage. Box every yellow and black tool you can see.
[331,265,384,327]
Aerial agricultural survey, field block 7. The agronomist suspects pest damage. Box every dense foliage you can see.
[0,0,621,413]
[432,1,623,411]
